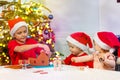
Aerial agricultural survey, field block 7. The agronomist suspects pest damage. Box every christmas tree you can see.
[0,0,55,65]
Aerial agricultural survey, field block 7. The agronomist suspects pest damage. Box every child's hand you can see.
[99,54,105,62]
[38,44,51,57]
[40,50,51,58]
[38,44,50,52]
[99,57,104,62]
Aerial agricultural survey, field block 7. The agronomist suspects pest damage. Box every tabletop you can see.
[0,65,120,80]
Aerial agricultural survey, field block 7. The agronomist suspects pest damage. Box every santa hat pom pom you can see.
[109,48,115,53]
[89,48,95,53]
[117,57,120,64]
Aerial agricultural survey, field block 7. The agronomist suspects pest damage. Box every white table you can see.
[0,65,120,80]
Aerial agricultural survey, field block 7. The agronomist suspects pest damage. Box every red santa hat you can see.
[66,32,94,53]
[8,17,28,37]
[93,31,120,53]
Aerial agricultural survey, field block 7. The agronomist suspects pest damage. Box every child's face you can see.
[67,42,83,56]
[13,26,28,44]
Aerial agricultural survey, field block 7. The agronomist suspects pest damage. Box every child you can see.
[62,32,94,68]
[72,31,120,70]
[7,17,51,65]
